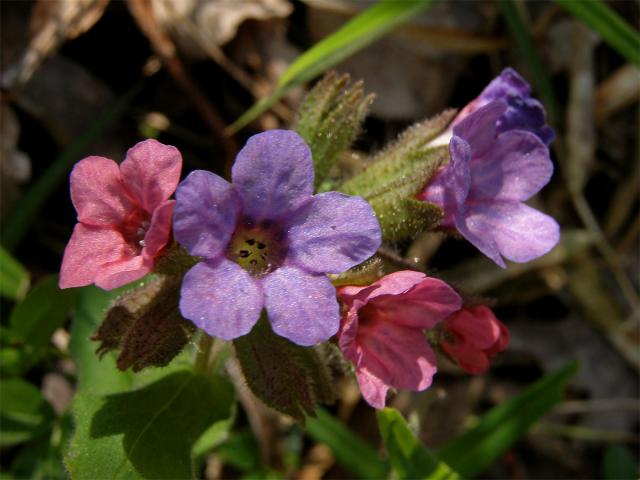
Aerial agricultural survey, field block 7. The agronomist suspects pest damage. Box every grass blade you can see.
[305,407,390,479]
[377,408,459,480]
[555,0,640,67]
[437,361,579,478]
[227,0,435,134]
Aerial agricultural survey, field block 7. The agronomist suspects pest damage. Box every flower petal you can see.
[59,224,134,289]
[445,306,501,350]
[142,200,174,260]
[459,200,560,266]
[263,266,339,346]
[368,276,462,329]
[231,130,314,221]
[441,339,490,374]
[357,319,437,391]
[173,170,241,259]
[70,156,134,226]
[421,136,471,227]
[286,192,381,274]
[94,255,150,291]
[120,139,182,213]
[453,101,506,158]
[355,367,389,409]
[179,259,263,340]
[469,130,553,202]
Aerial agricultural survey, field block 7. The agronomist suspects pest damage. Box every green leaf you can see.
[233,315,335,422]
[65,285,236,479]
[67,370,234,479]
[227,0,435,133]
[377,408,459,480]
[603,445,639,480]
[555,0,640,67]
[305,407,390,479]
[437,361,579,478]
[9,275,79,349]
[215,430,261,472]
[0,378,54,447]
[0,245,30,301]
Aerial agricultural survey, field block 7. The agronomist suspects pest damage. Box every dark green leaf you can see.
[0,378,54,447]
[305,407,390,479]
[555,0,640,67]
[65,285,235,479]
[377,408,459,480]
[10,275,78,349]
[0,245,30,301]
[233,315,335,422]
[227,0,435,133]
[603,445,639,480]
[437,362,579,478]
[67,371,234,479]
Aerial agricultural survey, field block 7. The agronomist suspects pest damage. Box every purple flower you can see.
[173,130,381,346]
[454,68,555,146]
[420,101,559,267]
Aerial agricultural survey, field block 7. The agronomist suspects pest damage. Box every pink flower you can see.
[441,305,509,374]
[337,271,461,409]
[59,139,182,290]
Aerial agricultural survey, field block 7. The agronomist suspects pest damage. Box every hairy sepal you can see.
[233,315,335,422]
[294,71,374,191]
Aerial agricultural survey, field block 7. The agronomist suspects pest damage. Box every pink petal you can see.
[142,200,174,260]
[442,339,490,374]
[446,306,501,350]
[485,318,510,356]
[469,130,552,202]
[369,276,462,329]
[120,139,182,213]
[70,156,134,226]
[179,259,263,340]
[357,319,437,391]
[286,192,381,274]
[263,266,340,346]
[231,130,314,221]
[355,367,390,409]
[59,224,132,289]
[94,255,151,290]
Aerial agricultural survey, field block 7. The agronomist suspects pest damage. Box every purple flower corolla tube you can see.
[454,67,555,146]
[173,130,381,346]
[420,100,560,268]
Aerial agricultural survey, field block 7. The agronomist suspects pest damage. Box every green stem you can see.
[194,332,214,373]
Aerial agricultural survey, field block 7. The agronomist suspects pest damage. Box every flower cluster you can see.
[58,68,557,411]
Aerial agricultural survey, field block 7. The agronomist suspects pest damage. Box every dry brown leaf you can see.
[4,0,110,87]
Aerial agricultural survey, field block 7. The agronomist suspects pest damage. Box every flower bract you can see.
[336,270,461,408]
[173,130,381,346]
[59,139,182,290]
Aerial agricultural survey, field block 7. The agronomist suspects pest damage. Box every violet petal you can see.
[173,170,241,260]
[286,192,381,274]
[179,259,263,340]
[263,266,339,346]
[231,130,314,222]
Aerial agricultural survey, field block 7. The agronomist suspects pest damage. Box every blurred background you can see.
[0,0,638,478]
